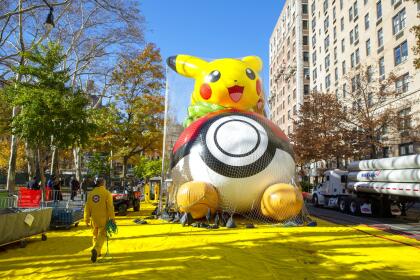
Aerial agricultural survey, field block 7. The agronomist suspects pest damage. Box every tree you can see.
[86,152,110,177]
[133,156,162,180]
[4,42,93,190]
[340,66,414,159]
[103,43,165,180]
[290,91,353,170]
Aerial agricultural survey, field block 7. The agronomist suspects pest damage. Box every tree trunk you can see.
[73,147,82,181]
[122,156,128,183]
[50,147,59,176]
[25,142,36,179]
[37,148,47,189]
[6,131,18,194]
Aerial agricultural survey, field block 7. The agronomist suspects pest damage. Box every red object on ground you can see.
[18,187,42,208]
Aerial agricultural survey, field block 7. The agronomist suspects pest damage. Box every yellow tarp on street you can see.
[1,204,419,280]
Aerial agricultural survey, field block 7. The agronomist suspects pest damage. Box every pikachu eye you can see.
[246,68,256,80]
[206,70,221,83]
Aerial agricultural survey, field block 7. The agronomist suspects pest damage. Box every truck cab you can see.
[312,170,350,208]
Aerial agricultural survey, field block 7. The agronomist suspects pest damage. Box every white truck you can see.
[311,155,420,217]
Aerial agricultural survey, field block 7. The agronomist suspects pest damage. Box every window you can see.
[398,108,411,131]
[313,68,318,80]
[355,48,360,65]
[335,67,339,80]
[302,3,308,14]
[394,41,408,65]
[288,126,291,135]
[366,39,371,56]
[293,89,296,99]
[340,0,344,10]
[325,74,331,88]
[333,26,337,41]
[312,51,317,64]
[351,52,356,68]
[354,25,359,42]
[312,35,316,46]
[303,51,309,62]
[323,0,328,13]
[288,110,291,120]
[333,7,336,21]
[304,68,310,79]
[379,57,385,77]
[341,39,345,52]
[324,35,330,49]
[324,16,329,32]
[349,7,353,21]
[365,13,370,29]
[377,1,382,19]
[392,8,406,35]
[325,54,331,69]
[342,60,346,74]
[367,65,373,82]
[288,95,291,104]
[342,83,347,98]
[340,17,344,31]
[353,1,358,18]
[399,143,415,156]
[287,50,290,59]
[367,92,373,107]
[377,28,383,47]
[312,17,316,30]
[303,20,309,30]
[304,84,310,95]
[364,0,368,5]
[293,105,297,115]
[311,1,316,14]
[334,47,337,61]
[395,73,409,93]
[303,35,309,45]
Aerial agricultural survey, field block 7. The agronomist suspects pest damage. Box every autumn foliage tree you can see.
[290,92,353,170]
[94,43,165,179]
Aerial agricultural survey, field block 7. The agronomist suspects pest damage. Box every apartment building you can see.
[269,0,310,135]
[309,0,419,156]
[270,0,420,156]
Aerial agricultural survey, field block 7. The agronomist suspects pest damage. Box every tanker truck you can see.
[311,155,420,217]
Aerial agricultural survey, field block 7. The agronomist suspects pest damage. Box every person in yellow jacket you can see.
[84,177,115,263]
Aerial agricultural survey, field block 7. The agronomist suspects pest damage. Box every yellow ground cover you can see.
[0,203,419,280]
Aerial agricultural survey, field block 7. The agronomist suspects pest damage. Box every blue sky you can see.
[139,0,286,121]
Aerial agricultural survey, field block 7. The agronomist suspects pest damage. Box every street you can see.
[307,204,420,241]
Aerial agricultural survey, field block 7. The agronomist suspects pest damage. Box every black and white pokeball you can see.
[171,110,295,212]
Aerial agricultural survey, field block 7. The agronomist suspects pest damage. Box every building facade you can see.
[269,0,310,135]
[270,0,420,157]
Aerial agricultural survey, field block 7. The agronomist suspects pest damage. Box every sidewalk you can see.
[0,204,419,279]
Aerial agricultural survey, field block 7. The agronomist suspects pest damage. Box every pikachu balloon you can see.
[167,55,264,116]
[167,55,303,222]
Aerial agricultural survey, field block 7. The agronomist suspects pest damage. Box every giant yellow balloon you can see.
[261,183,303,221]
[176,181,219,219]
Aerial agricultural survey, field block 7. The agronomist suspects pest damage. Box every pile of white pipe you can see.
[347,155,420,197]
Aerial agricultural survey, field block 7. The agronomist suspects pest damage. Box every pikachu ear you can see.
[167,55,208,78]
[242,56,263,72]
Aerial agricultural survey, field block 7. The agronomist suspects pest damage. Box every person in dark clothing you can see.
[80,177,88,202]
[27,176,40,190]
[53,177,63,201]
[70,176,80,201]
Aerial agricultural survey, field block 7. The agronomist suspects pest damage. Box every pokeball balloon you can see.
[171,110,296,213]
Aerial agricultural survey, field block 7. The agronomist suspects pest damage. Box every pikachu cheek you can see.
[256,79,262,96]
[200,83,212,100]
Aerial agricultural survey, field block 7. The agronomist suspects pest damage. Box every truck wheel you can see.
[312,194,319,207]
[133,200,140,211]
[349,200,361,216]
[338,198,348,213]
[118,204,128,216]
[41,234,47,241]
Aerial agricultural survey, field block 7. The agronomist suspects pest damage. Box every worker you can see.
[84,176,115,263]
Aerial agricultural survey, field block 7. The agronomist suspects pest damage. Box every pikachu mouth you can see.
[228,85,244,102]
